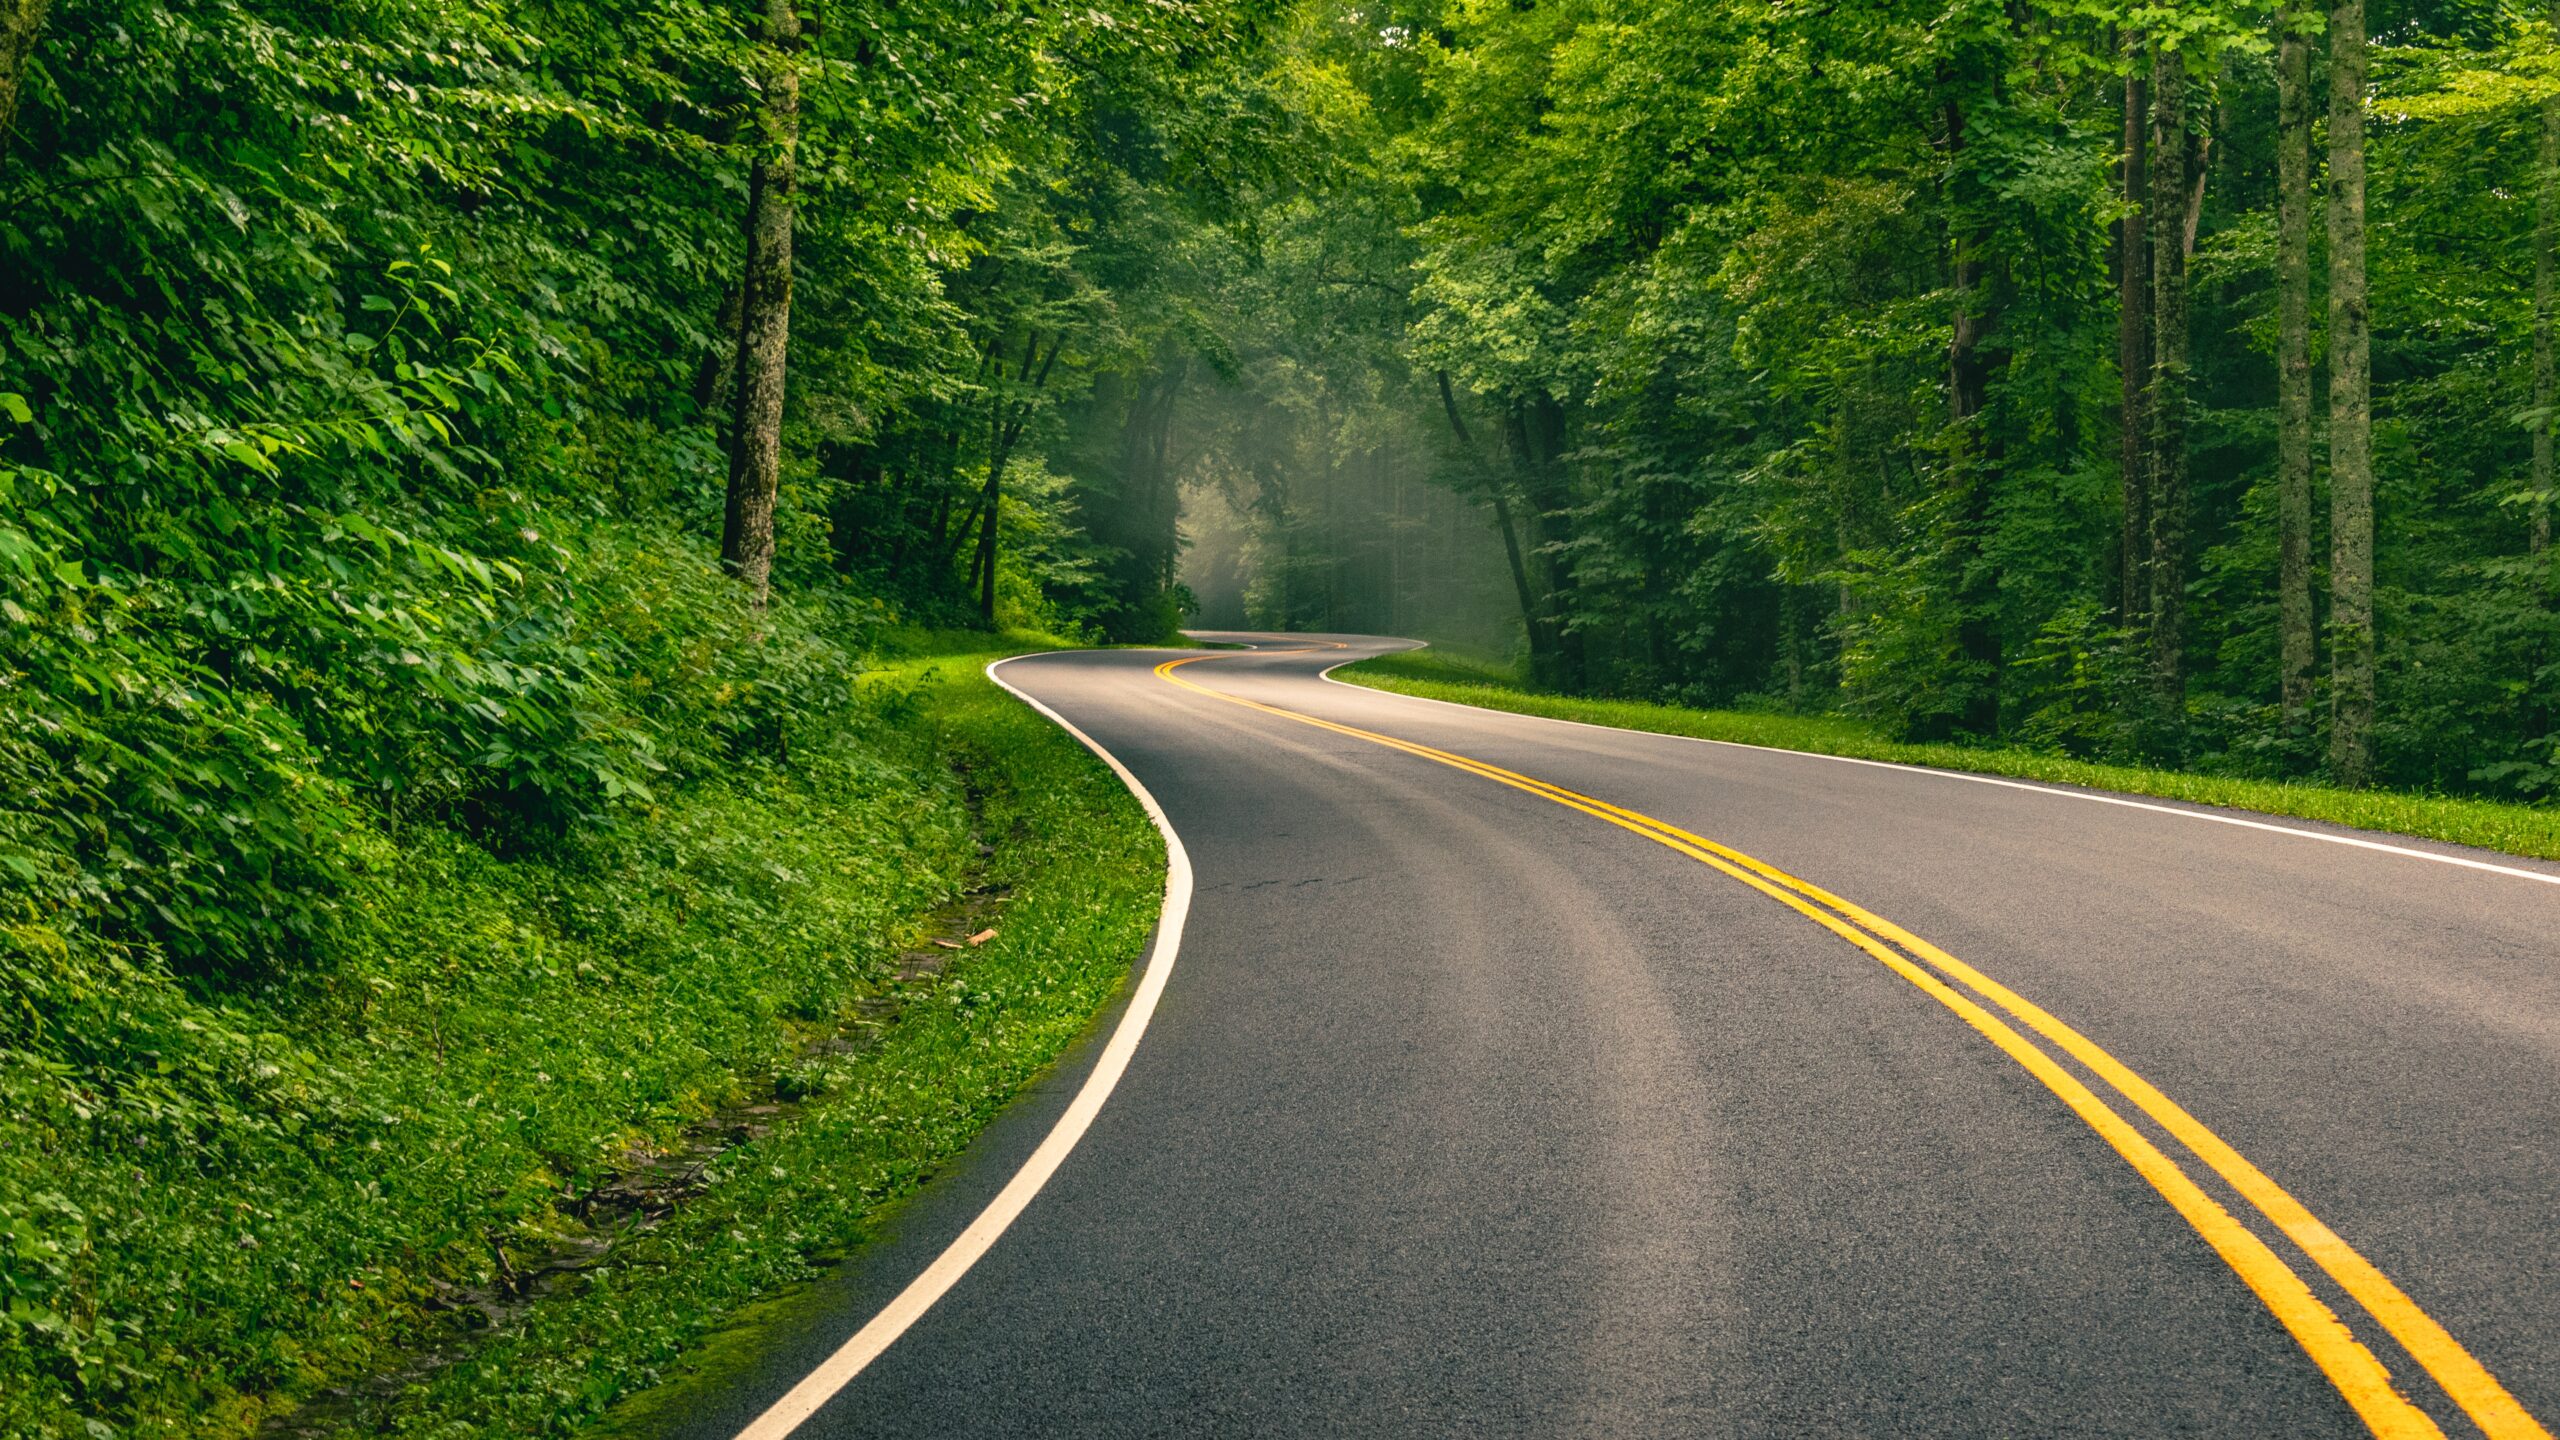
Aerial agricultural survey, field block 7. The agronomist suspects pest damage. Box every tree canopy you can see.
[1185,0,2560,799]
[7,0,2559,992]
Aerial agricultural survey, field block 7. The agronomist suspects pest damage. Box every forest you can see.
[1190,0,2560,799]
[2,0,2556,1432]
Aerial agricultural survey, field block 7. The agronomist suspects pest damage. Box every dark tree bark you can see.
[930,343,999,565]
[2119,45,2152,632]
[2277,3,2316,740]
[1155,375,1184,590]
[1113,362,1185,597]
[2146,45,2192,748]
[969,388,1011,620]
[1387,450,1404,632]
[2328,0,2375,785]
[0,0,47,141]
[970,333,1060,623]
[2183,129,2213,259]
[827,444,879,574]
[719,0,803,607]
[2535,0,2558,570]
[1486,487,1540,658]
[924,422,966,559]
[1518,392,1585,688]
[1438,369,1554,679]
[1944,85,2002,737]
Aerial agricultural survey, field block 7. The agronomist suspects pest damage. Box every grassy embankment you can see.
[0,624,1162,1438]
[1338,649,2560,862]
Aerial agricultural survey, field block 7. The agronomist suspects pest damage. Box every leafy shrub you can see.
[2008,599,2147,762]
[0,613,976,1436]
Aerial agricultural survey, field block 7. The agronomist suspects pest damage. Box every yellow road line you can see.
[1159,651,2549,1440]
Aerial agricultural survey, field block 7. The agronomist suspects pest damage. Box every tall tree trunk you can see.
[1486,488,1542,667]
[970,334,1060,623]
[0,0,48,140]
[930,345,997,565]
[1438,369,1557,680]
[2119,46,2153,633]
[1156,373,1182,590]
[2183,130,2214,259]
[2147,46,2192,749]
[1277,506,1294,628]
[2534,0,2558,571]
[1118,364,1184,598]
[1388,452,1403,632]
[1520,393,1585,688]
[1946,87,2002,737]
[719,0,803,607]
[2328,0,2375,784]
[925,423,965,558]
[1320,412,1340,627]
[2277,4,2316,741]
[972,401,1011,623]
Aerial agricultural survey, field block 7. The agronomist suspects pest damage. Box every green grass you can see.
[870,622,1082,659]
[0,639,1162,1438]
[352,649,1163,1437]
[1338,649,2560,864]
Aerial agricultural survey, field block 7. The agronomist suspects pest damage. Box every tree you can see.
[929,0,2560,801]
[2277,0,2316,741]
[2328,0,2374,784]
[1436,369,1562,682]
[2121,37,2152,632]
[0,0,1312,1425]
[719,0,805,607]
[1943,44,2007,738]
[970,332,1062,622]
[2148,42,2193,747]
[2536,0,2559,570]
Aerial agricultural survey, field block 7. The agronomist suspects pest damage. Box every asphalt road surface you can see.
[662,633,2560,1439]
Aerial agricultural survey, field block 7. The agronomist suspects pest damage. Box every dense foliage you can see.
[0,0,1256,1430]
[0,0,1283,970]
[1190,0,2560,798]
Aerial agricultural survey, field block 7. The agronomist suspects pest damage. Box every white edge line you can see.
[1314,648,2560,891]
[732,652,1195,1440]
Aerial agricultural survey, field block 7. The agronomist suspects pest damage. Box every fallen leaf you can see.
[932,939,964,950]
[966,928,998,946]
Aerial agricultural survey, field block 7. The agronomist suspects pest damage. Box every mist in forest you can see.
[1170,383,1523,659]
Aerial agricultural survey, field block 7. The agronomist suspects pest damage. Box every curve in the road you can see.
[729,656,1198,1440]
[1163,647,2546,1440]
[714,637,2556,1440]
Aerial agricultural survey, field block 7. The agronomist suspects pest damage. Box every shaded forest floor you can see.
[1340,650,2560,864]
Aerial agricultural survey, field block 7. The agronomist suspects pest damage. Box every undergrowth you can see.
[348,645,1161,1437]
[0,527,1158,1436]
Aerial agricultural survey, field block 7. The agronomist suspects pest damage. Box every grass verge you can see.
[349,646,1162,1436]
[0,631,1161,1439]
[1337,649,2560,864]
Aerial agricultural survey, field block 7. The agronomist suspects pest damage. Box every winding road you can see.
[665,634,2560,1439]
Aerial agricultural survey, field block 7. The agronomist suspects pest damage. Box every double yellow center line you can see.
[1157,650,2547,1440]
